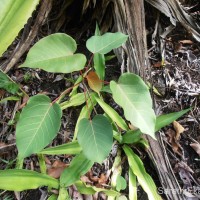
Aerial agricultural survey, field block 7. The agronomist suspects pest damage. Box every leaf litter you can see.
[147,0,200,198]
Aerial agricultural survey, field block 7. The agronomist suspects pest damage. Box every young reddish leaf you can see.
[86,71,102,94]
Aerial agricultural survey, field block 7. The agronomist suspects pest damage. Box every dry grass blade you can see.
[82,0,96,14]
[145,0,200,41]
[190,143,200,156]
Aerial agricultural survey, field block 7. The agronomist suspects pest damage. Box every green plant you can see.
[0,0,39,56]
[0,25,190,199]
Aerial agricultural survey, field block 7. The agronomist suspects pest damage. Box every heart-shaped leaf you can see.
[110,73,156,138]
[20,33,86,73]
[86,71,102,94]
[16,95,62,159]
[86,32,128,54]
[77,115,113,163]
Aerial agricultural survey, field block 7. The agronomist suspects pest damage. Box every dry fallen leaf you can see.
[190,143,200,156]
[81,175,92,184]
[153,61,162,68]
[52,160,67,168]
[166,128,182,155]
[179,40,193,45]
[173,121,185,140]
[48,167,66,179]
[47,160,68,179]
[44,156,51,165]
[98,173,108,184]
[88,170,99,182]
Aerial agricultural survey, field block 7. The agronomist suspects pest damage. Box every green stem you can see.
[37,154,47,174]
[57,187,71,200]
[16,157,23,169]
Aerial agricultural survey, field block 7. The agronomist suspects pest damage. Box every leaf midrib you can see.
[21,104,52,158]
[89,121,100,160]
[94,36,126,53]
[23,54,77,66]
[116,83,150,131]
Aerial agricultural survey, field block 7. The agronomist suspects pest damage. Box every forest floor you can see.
[0,1,200,200]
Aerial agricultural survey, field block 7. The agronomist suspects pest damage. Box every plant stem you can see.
[85,54,94,71]
[37,154,47,174]
[52,81,82,104]
[83,82,98,115]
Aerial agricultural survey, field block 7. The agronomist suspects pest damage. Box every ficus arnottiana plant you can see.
[0,24,190,200]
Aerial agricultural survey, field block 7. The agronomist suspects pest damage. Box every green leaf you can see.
[0,0,39,56]
[0,169,59,191]
[95,22,101,36]
[105,55,116,61]
[94,53,105,81]
[59,93,86,110]
[116,196,128,200]
[110,149,122,189]
[0,70,19,94]
[0,96,20,104]
[116,175,127,191]
[86,32,128,54]
[60,152,93,187]
[129,168,137,200]
[93,23,106,80]
[95,96,128,131]
[122,108,190,144]
[57,187,70,200]
[122,130,142,144]
[77,115,113,163]
[75,181,120,196]
[47,194,58,200]
[73,93,96,141]
[20,33,86,73]
[101,85,112,93]
[16,95,62,159]
[69,75,83,97]
[110,73,156,138]
[40,141,81,155]
[155,108,190,131]
[123,145,161,200]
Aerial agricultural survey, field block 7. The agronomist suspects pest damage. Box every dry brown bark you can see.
[111,0,149,78]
